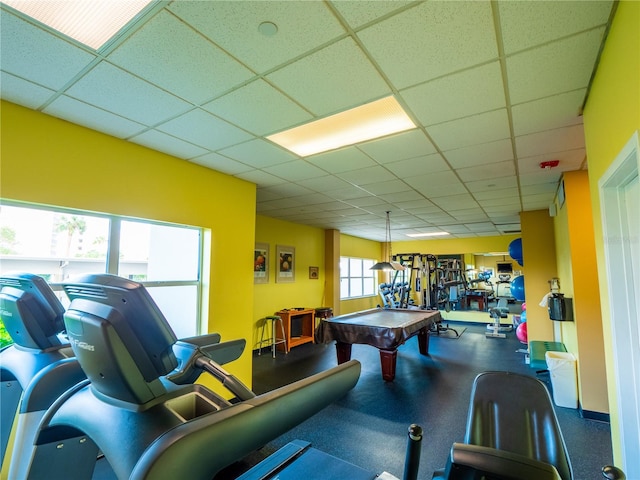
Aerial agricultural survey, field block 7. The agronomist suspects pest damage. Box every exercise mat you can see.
[430,327,466,339]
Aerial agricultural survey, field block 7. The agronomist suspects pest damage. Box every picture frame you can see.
[254,242,269,284]
[276,245,295,283]
[309,266,319,279]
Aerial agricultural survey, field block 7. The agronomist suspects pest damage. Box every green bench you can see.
[529,341,567,370]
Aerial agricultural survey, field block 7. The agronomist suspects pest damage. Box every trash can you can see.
[545,351,578,408]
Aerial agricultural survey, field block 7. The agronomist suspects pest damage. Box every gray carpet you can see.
[234,320,613,480]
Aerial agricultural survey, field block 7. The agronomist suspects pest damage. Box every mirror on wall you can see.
[386,253,525,313]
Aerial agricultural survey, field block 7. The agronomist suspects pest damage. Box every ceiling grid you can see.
[0,0,615,241]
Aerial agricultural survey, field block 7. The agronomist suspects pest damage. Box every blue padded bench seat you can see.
[529,341,567,370]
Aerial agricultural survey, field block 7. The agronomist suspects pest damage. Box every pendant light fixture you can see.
[370,211,406,271]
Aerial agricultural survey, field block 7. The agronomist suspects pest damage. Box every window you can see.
[0,202,203,344]
[340,257,377,299]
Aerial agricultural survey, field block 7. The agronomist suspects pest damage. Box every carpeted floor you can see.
[216,320,614,480]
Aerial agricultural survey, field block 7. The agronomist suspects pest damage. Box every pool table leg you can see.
[379,350,397,382]
[418,327,430,356]
[335,342,353,364]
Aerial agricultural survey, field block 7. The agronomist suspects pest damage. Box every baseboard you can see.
[579,406,610,423]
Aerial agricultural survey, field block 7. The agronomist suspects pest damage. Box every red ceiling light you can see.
[540,160,560,170]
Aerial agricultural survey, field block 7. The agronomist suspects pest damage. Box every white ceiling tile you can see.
[456,160,516,182]
[466,175,518,193]
[66,62,191,125]
[0,10,96,90]
[358,1,497,89]
[331,1,414,29]
[518,148,586,174]
[235,170,287,187]
[440,225,473,234]
[307,146,378,174]
[401,62,506,126]
[428,109,511,151]
[344,196,387,208]
[465,222,499,232]
[516,124,585,158]
[443,139,514,169]
[338,166,398,186]
[259,183,316,199]
[156,109,253,151]
[362,179,412,196]
[474,187,519,201]
[295,175,351,192]
[377,190,426,204]
[506,28,606,104]
[386,154,451,178]
[512,90,585,136]
[452,214,490,223]
[263,160,328,182]
[478,196,520,208]
[190,152,254,175]
[431,194,480,210]
[107,11,254,104]
[357,129,437,163]
[130,129,208,159]
[218,139,297,168]
[44,95,146,139]
[484,205,520,215]
[290,193,337,206]
[168,1,346,73]
[266,37,390,116]
[256,189,284,203]
[1,72,55,108]
[324,187,376,201]
[203,79,313,136]
[394,199,436,210]
[519,171,562,187]
[499,0,613,54]
[405,173,466,195]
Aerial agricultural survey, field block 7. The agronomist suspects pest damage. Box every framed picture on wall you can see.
[309,266,319,279]
[276,245,295,283]
[254,242,269,284]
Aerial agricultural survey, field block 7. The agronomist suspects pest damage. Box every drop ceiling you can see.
[0,1,615,242]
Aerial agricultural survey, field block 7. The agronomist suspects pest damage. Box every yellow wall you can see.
[253,215,327,346]
[0,101,257,386]
[582,0,640,464]
[520,210,557,342]
[555,171,608,412]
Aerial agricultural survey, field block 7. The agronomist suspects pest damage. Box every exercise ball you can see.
[508,238,523,266]
[521,310,527,322]
[516,322,528,344]
[521,302,526,311]
[511,275,525,301]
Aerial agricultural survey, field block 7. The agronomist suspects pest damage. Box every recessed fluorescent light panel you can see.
[267,96,416,157]
[406,232,450,238]
[2,0,154,50]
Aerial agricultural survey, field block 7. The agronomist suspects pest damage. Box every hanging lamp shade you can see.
[370,211,405,271]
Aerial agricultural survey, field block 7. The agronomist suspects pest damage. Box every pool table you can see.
[315,308,441,381]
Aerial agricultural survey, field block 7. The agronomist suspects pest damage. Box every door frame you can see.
[598,130,639,477]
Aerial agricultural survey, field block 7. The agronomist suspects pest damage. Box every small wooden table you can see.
[275,308,315,352]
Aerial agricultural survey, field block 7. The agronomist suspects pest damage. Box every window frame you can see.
[339,256,378,299]
[0,199,204,336]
